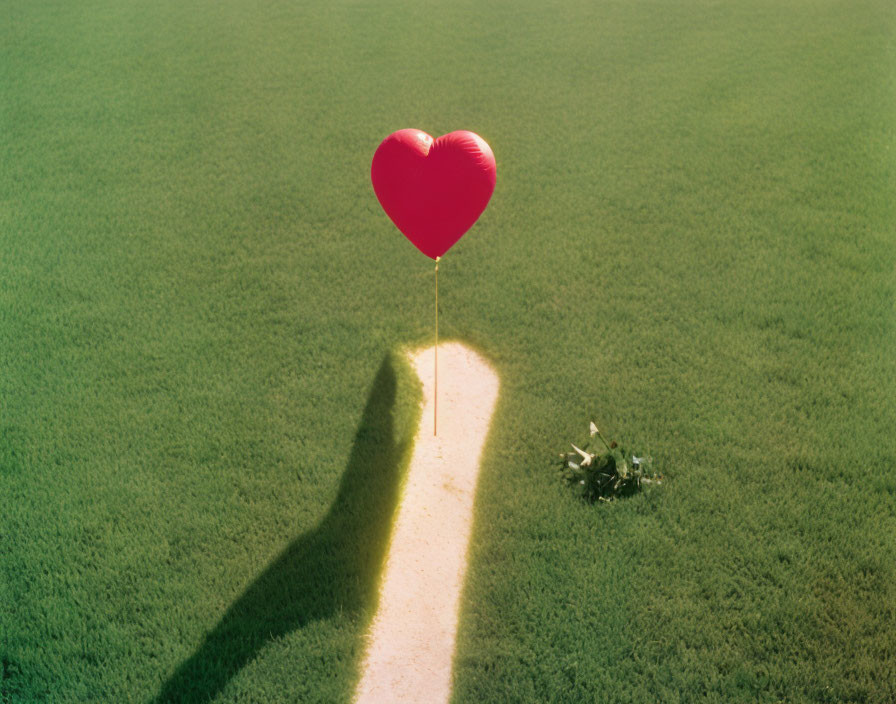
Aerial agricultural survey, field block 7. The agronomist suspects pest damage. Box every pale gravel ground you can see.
[354,342,500,704]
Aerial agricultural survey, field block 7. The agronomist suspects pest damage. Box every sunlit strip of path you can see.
[354,342,500,704]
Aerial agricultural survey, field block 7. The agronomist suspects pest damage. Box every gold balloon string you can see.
[434,256,440,436]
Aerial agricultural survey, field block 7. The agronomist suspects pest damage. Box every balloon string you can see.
[434,257,439,436]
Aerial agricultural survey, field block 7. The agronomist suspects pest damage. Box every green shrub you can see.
[558,422,662,503]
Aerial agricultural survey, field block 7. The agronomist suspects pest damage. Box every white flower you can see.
[589,421,599,436]
[571,443,594,466]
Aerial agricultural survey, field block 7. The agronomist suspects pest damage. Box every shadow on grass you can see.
[152,355,412,703]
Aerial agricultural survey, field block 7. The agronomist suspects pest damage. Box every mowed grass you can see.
[2,0,895,701]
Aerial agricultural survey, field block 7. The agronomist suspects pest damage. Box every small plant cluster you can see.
[558,422,662,503]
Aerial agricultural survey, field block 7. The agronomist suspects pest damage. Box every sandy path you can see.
[353,342,500,704]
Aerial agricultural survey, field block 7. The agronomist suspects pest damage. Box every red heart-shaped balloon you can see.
[371,129,496,259]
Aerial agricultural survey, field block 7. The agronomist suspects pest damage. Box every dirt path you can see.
[354,342,500,704]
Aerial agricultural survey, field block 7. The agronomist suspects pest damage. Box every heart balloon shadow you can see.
[151,355,415,703]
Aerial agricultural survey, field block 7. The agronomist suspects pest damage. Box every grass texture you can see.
[2,0,895,701]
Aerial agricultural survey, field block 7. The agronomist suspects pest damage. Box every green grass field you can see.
[2,0,895,701]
